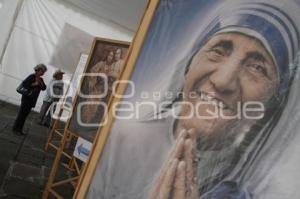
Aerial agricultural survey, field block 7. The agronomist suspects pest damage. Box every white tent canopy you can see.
[0,0,147,110]
[64,0,147,32]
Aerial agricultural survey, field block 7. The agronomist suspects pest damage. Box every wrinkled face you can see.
[115,49,122,61]
[107,51,114,63]
[180,32,278,141]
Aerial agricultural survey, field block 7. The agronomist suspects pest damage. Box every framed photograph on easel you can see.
[68,38,130,142]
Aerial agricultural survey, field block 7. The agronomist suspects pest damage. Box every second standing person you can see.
[38,69,64,127]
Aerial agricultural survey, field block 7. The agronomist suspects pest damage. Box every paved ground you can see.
[0,100,73,199]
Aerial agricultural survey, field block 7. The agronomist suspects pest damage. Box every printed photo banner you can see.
[79,0,300,198]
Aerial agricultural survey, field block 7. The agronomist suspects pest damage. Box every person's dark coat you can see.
[22,74,46,107]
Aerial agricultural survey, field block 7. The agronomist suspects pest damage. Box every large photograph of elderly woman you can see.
[86,0,300,198]
[68,39,129,141]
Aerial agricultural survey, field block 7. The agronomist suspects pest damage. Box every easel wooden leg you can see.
[44,119,58,151]
[43,116,70,199]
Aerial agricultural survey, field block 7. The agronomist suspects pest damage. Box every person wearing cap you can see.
[38,69,64,127]
[13,64,47,135]
[87,0,300,199]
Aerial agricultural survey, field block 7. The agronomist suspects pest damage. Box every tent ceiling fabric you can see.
[63,0,148,32]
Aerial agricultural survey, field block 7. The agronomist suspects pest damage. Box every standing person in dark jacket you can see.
[13,64,47,135]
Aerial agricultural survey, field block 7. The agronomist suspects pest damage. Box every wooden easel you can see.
[43,38,131,198]
[42,48,96,199]
[43,128,84,198]
[43,87,83,198]
[42,95,85,198]
[44,107,71,153]
[45,53,88,154]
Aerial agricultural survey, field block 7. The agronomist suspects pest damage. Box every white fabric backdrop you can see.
[0,0,137,111]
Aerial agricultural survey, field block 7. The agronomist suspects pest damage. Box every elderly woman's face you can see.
[180,32,278,139]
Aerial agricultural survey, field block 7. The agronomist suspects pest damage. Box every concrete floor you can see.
[0,100,73,199]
